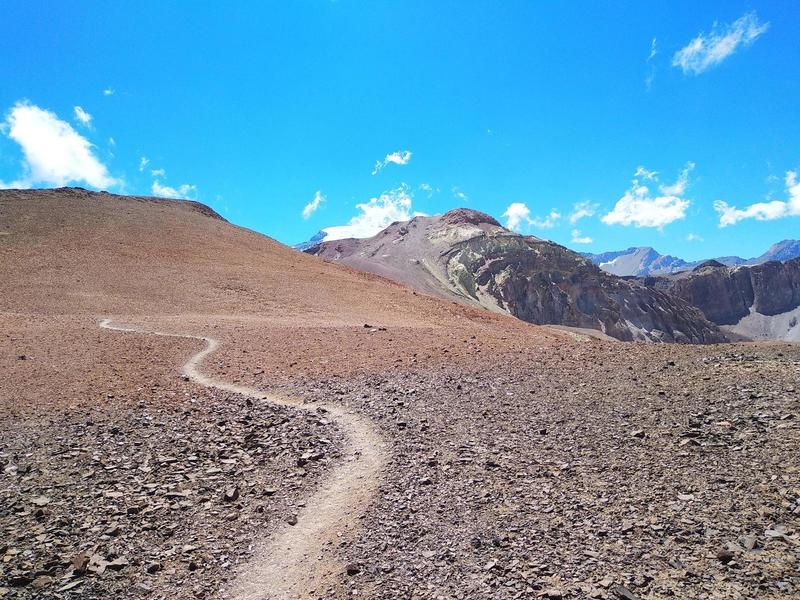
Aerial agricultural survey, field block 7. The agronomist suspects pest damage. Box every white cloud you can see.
[634,166,658,180]
[645,71,656,92]
[568,201,598,224]
[659,162,694,196]
[418,182,438,197]
[151,180,196,199]
[73,106,92,127]
[139,156,149,172]
[648,38,658,61]
[0,101,118,190]
[102,88,115,96]
[302,190,325,219]
[571,229,593,244]
[322,185,424,241]
[372,150,412,175]
[602,164,693,229]
[503,203,531,231]
[686,233,704,242]
[502,202,560,231]
[645,38,658,91]
[108,136,116,146]
[672,12,768,75]
[452,186,468,201]
[714,170,800,227]
[150,168,166,178]
[531,210,561,229]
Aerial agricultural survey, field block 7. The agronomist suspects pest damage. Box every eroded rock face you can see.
[443,233,723,343]
[648,258,800,326]
[306,209,725,343]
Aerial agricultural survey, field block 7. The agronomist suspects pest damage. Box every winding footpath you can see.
[99,319,385,599]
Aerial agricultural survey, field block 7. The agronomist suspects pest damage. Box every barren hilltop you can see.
[2,189,799,599]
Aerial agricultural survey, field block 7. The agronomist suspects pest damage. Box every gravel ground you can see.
[0,316,345,600]
[3,318,799,599]
[275,340,800,599]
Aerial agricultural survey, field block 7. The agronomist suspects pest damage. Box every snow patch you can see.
[599,257,619,269]
[725,305,800,342]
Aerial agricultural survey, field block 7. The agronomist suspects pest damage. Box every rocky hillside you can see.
[645,258,800,341]
[0,187,471,326]
[306,209,724,343]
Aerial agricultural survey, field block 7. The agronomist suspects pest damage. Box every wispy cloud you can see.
[672,12,768,75]
[73,106,92,127]
[531,210,561,229]
[150,168,165,178]
[686,233,704,242]
[321,185,425,241]
[371,150,412,175]
[645,72,656,92]
[502,202,560,231]
[139,156,149,172]
[302,190,325,219]
[452,186,468,202]
[602,163,694,229]
[0,101,118,190]
[102,88,115,96]
[635,166,658,181]
[659,162,694,196]
[570,229,593,244]
[151,180,196,199]
[714,170,800,227]
[648,38,658,61]
[568,201,598,224]
[645,38,658,91]
[418,182,438,197]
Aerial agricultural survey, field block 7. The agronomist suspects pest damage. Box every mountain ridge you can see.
[305,208,724,343]
[582,240,800,276]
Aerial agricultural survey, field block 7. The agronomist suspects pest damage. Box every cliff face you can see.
[648,258,800,326]
[443,233,723,343]
[306,210,725,343]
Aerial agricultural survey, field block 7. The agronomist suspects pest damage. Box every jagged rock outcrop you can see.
[306,209,725,343]
[647,258,800,327]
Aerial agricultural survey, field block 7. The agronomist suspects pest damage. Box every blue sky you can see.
[1,1,798,260]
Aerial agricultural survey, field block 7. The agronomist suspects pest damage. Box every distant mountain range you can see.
[582,240,800,277]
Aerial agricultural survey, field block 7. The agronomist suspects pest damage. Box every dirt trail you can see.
[99,319,385,599]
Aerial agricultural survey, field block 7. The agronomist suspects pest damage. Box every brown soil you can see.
[1,189,798,599]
